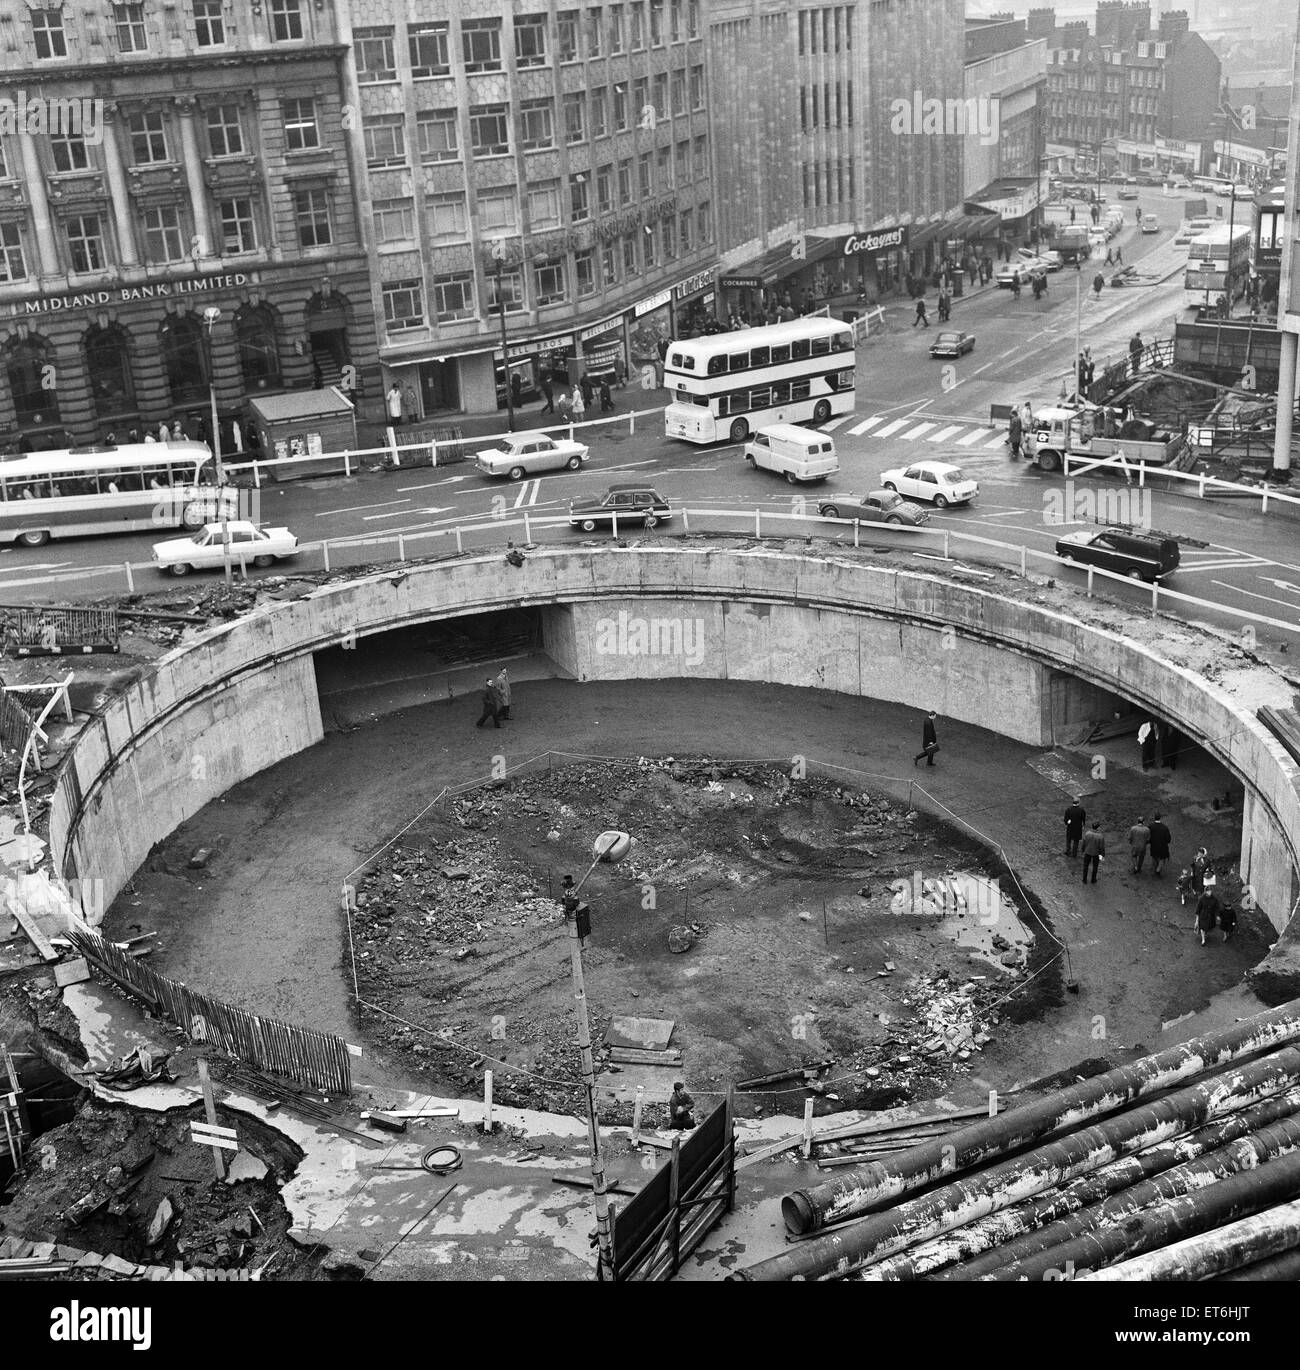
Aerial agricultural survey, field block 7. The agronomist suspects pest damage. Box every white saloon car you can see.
[153,521,299,576]
[475,431,589,480]
[878,460,979,508]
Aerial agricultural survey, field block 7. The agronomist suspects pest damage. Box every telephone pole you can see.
[1271,10,1300,480]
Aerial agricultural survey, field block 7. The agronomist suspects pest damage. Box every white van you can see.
[743,423,840,484]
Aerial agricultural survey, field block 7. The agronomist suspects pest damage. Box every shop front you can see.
[673,267,719,337]
[496,332,576,410]
[719,236,842,325]
[628,288,672,380]
[576,315,627,387]
[838,226,910,307]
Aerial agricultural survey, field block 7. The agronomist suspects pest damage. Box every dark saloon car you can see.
[569,484,673,531]
[929,330,976,359]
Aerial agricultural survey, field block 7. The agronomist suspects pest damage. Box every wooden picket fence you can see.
[68,928,351,1095]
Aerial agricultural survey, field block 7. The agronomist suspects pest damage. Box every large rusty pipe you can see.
[1078,1196,1300,1282]
[740,1047,1300,1281]
[781,999,1300,1235]
[950,1114,1300,1281]
[861,1086,1300,1281]
[1213,1247,1300,1281]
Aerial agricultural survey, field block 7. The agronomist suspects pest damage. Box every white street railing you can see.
[1062,450,1300,512]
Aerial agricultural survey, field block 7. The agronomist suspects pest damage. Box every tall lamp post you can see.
[562,829,634,1279]
[201,306,225,485]
[490,239,515,432]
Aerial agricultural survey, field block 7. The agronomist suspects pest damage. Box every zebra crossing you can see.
[824,412,1005,450]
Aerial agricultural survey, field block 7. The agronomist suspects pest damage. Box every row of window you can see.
[672,334,852,376]
[381,211,710,333]
[0,186,335,282]
[32,0,307,59]
[800,81,856,134]
[355,1,701,82]
[803,158,857,211]
[684,377,851,417]
[6,311,284,427]
[796,7,854,58]
[1,468,188,502]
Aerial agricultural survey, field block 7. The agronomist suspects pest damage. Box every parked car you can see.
[475,430,589,480]
[1055,528,1180,582]
[1018,247,1061,272]
[817,489,929,526]
[1118,185,1139,200]
[929,329,976,359]
[1140,213,1160,234]
[568,484,672,531]
[152,521,299,576]
[996,260,1046,288]
[878,460,979,508]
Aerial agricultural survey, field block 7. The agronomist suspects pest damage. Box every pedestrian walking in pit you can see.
[1190,847,1210,895]
[1129,331,1143,376]
[669,1081,697,1130]
[1080,822,1105,884]
[1194,890,1220,946]
[914,711,939,766]
[1128,816,1151,874]
[1064,797,1086,856]
[1218,900,1238,942]
[1148,813,1172,877]
[914,298,929,328]
[494,668,512,721]
[475,677,502,730]
[1093,272,1106,299]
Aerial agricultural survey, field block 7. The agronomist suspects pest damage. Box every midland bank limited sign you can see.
[841,226,909,258]
[12,271,254,318]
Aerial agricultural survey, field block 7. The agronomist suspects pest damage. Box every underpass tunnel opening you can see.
[312,606,554,732]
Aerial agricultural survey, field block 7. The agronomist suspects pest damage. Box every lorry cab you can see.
[743,423,840,483]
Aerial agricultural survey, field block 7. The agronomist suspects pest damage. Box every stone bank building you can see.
[0,0,378,452]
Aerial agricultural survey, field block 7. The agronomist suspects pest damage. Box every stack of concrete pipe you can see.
[738,999,1300,1282]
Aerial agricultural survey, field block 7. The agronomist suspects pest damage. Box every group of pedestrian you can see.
[1076,348,1095,396]
[1008,400,1036,461]
[541,367,620,419]
[474,668,512,730]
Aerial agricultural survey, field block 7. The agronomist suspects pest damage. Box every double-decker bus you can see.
[663,318,856,444]
[0,441,238,547]
[1183,225,1252,311]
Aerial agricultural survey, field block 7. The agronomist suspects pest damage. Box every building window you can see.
[591,89,607,138]
[282,99,319,152]
[194,0,225,47]
[617,160,632,203]
[601,243,617,285]
[355,28,396,83]
[638,153,652,198]
[143,206,185,262]
[479,188,518,235]
[633,76,649,123]
[690,65,704,110]
[293,188,332,248]
[650,0,664,46]
[113,4,148,53]
[462,18,502,73]
[160,316,207,404]
[698,199,710,241]
[575,248,595,295]
[417,111,459,162]
[613,86,628,131]
[50,131,90,174]
[470,105,510,157]
[486,268,525,314]
[675,140,689,185]
[656,144,671,188]
[7,338,60,424]
[32,8,68,59]
[383,279,425,331]
[687,0,698,38]
[644,223,659,267]
[433,273,475,321]
[234,305,281,388]
[514,14,547,68]
[680,207,693,252]
[557,11,578,62]
[363,115,406,168]
[564,92,586,144]
[84,324,135,415]
[217,197,257,254]
[596,164,613,216]
[528,182,561,230]
[693,134,707,180]
[0,223,28,282]
[368,198,415,248]
[519,100,554,150]
[570,174,590,221]
[205,105,244,158]
[430,193,468,242]
[662,216,676,257]
[622,233,637,275]
[127,113,169,165]
[66,214,107,273]
[269,0,303,42]
[533,258,565,305]
[610,5,625,52]
[671,70,685,118]
[409,23,450,77]
[630,1,645,49]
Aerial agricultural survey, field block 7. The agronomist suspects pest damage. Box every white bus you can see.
[0,441,239,547]
[663,318,856,444]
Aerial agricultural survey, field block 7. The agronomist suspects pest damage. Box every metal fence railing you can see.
[4,605,119,656]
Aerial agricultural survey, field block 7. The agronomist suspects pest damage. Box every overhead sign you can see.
[579,314,623,343]
[16,272,254,318]
[634,289,672,316]
[841,226,909,257]
[720,275,762,289]
[506,334,572,360]
[673,267,716,300]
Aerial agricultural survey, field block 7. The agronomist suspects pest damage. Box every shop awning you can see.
[951,211,1003,239]
[906,217,952,251]
[721,234,840,288]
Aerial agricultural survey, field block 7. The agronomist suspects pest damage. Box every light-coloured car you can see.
[1140,213,1159,234]
[475,430,589,480]
[878,460,979,508]
[152,521,299,576]
[996,260,1045,288]
[1018,247,1061,272]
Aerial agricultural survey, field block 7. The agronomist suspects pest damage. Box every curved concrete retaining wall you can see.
[48,547,1300,937]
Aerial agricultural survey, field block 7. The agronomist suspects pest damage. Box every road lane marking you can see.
[0,562,73,574]
[512,480,538,508]
[317,498,409,516]
[1212,581,1300,616]
[875,419,909,437]
[528,481,542,506]
[848,416,885,436]
[927,425,964,443]
[1179,556,1269,572]
[822,416,851,432]
[956,428,992,446]
[899,422,936,440]
[397,475,471,490]
[983,435,1008,448]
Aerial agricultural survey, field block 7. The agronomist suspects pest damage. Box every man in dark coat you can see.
[475,677,502,729]
[1127,816,1151,874]
[1148,813,1172,877]
[1063,798,1086,856]
[540,375,555,413]
[1009,408,1023,459]
[580,373,595,409]
[1129,332,1143,376]
[914,711,939,766]
[668,1082,696,1130]
[1195,891,1219,946]
[1080,822,1105,884]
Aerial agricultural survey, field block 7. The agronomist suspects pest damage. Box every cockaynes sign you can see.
[840,227,910,258]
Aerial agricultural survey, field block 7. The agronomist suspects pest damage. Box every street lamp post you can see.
[491,240,515,433]
[201,307,225,485]
[563,829,633,1279]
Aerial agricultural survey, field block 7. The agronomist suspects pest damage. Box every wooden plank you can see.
[196,1059,228,1178]
[11,902,58,963]
[551,1175,638,1197]
[54,957,91,988]
[735,1133,803,1170]
[607,1047,683,1067]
